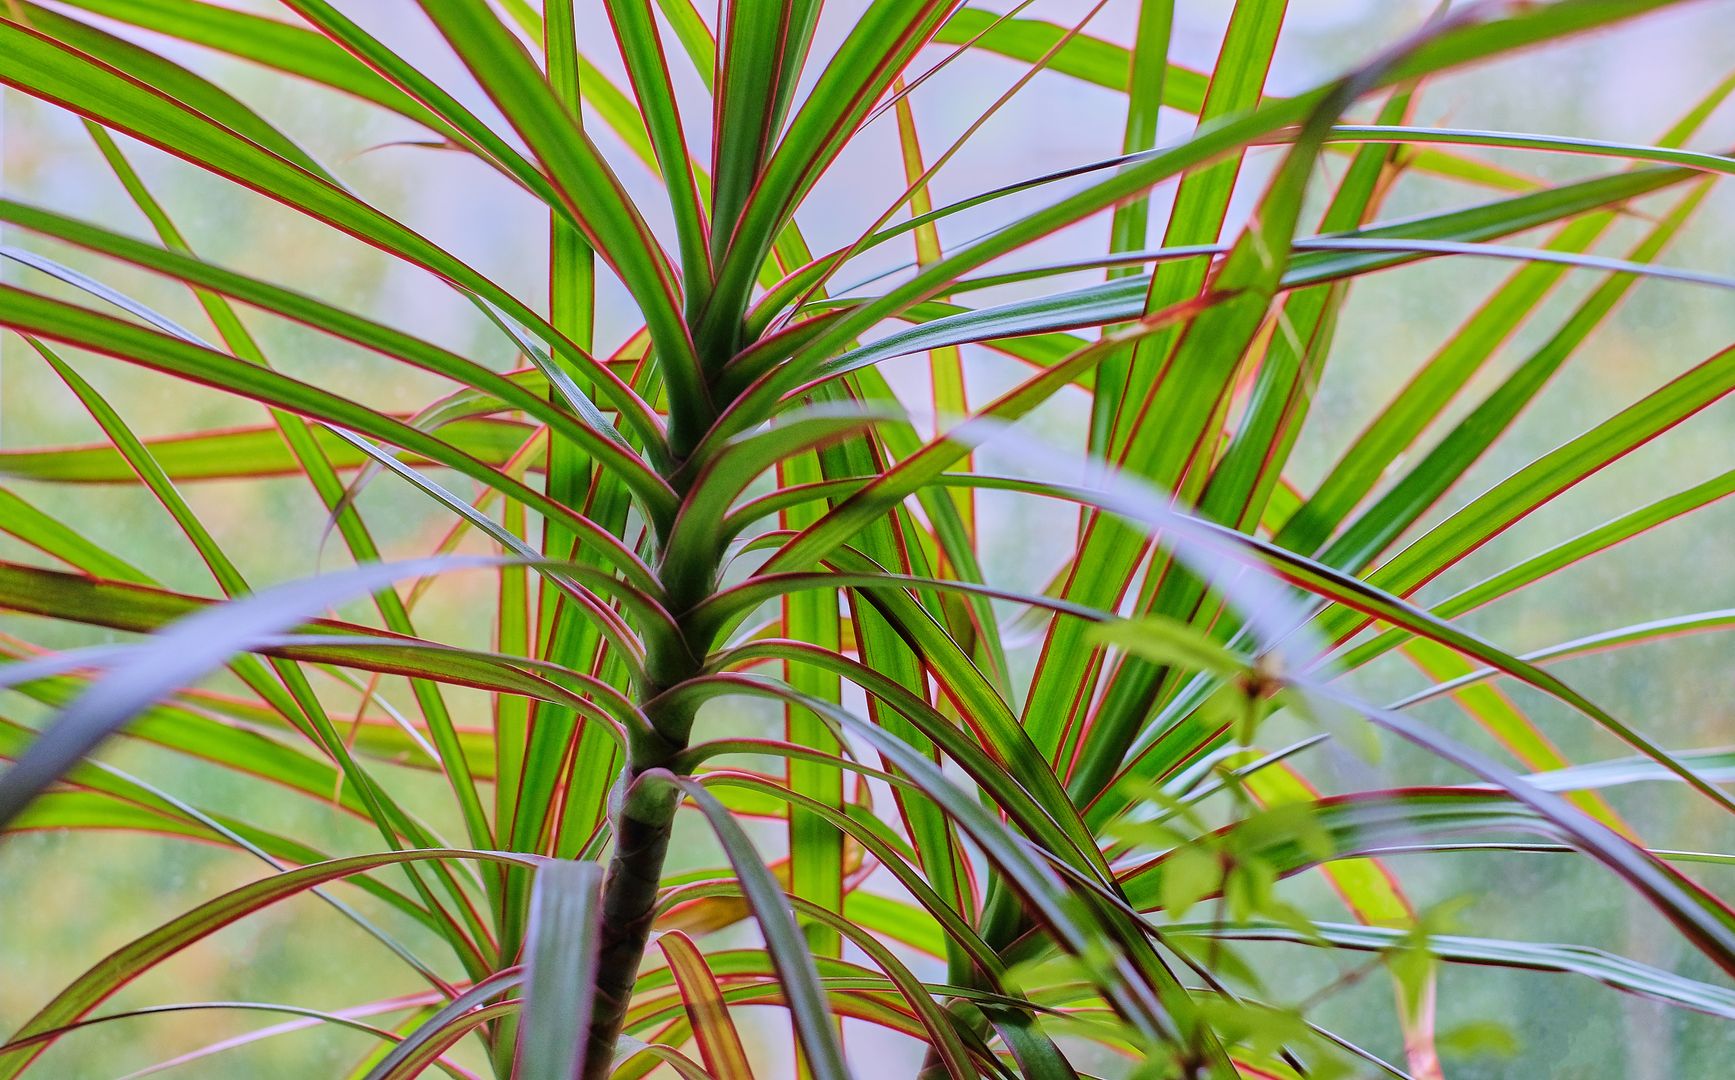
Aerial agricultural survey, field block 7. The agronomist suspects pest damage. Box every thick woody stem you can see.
[580,764,680,1078]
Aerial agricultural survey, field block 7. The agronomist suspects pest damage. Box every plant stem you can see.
[580,462,723,1078]
[579,633,707,1076]
[581,763,680,1078]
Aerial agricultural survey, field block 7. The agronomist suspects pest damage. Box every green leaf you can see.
[0,561,607,716]
[670,777,852,1080]
[1339,469,1735,673]
[1092,0,1286,453]
[1107,1,1176,270]
[1158,846,1224,920]
[0,848,535,1078]
[516,860,604,1080]
[0,17,663,446]
[934,7,1209,112]
[0,207,662,477]
[4,4,333,179]
[0,486,150,581]
[815,166,1700,378]
[363,970,525,1080]
[601,0,712,304]
[410,0,704,448]
[709,1,822,271]
[1313,180,1714,571]
[46,0,472,143]
[1330,339,1735,643]
[655,932,755,1080]
[0,557,495,829]
[699,0,957,365]
[1172,920,1735,1020]
[0,417,535,484]
[1091,616,1251,679]
[1319,124,1735,177]
[0,283,658,587]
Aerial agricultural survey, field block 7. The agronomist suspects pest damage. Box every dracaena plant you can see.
[0,0,1732,1076]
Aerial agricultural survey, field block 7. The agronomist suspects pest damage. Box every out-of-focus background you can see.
[2,0,1733,1076]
